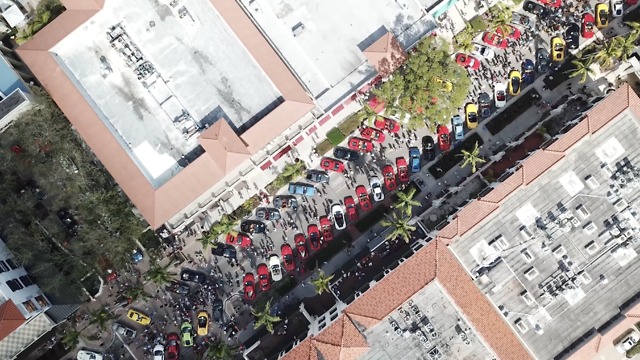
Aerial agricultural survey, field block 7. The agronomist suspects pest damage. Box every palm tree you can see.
[625,21,640,40]
[145,261,177,286]
[594,40,621,68]
[392,187,421,216]
[615,34,636,61]
[122,286,152,303]
[381,212,416,243]
[566,56,596,83]
[89,309,115,331]
[489,4,513,35]
[31,10,51,33]
[203,340,238,360]
[310,270,334,294]
[251,300,282,333]
[281,159,306,179]
[354,104,378,126]
[209,215,238,240]
[60,327,81,350]
[197,235,218,251]
[458,142,486,173]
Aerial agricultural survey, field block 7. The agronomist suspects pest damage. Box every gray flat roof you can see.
[242,0,434,109]
[51,0,281,187]
[359,282,494,360]
[449,110,640,360]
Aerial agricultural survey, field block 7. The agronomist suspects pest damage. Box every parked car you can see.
[482,32,508,49]
[478,92,492,118]
[382,164,397,191]
[611,0,623,17]
[308,224,321,251]
[333,146,360,162]
[153,344,164,360]
[180,269,207,284]
[131,249,144,264]
[319,215,333,242]
[595,3,609,28]
[508,70,522,96]
[331,203,346,230]
[77,350,104,360]
[496,25,521,40]
[257,263,270,291]
[564,23,580,50]
[421,136,435,161]
[616,332,640,352]
[360,126,386,143]
[407,147,421,173]
[225,233,252,248]
[269,254,283,282]
[273,195,298,211]
[452,115,464,141]
[112,323,137,339]
[166,333,180,360]
[344,196,359,221]
[523,0,550,18]
[256,207,281,221]
[437,124,451,151]
[369,176,385,202]
[465,103,479,129]
[127,309,151,326]
[281,244,295,272]
[494,82,507,108]
[511,13,531,28]
[472,43,495,60]
[374,117,400,133]
[355,185,372,211]
[165,280,190,295]
[295,233,308,259]
[243,273,256,301]
[196,311,209,336]
[581,13,595,38]
[240,220,266,234]
[396,157,410,183]
[305,169,330,183]
[288,182,316,196]
[211,243,237,259]
[536,48,550,73]
[180,322,193,347]
[522,59,535,84]
[455,53,480,70]
[348,137,374,153]
[212,298,224,324]
[319,158,345,173]
[551,36,566,62]
[540,0,561,7]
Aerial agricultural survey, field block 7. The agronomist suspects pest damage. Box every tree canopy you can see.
[374,37,471,130]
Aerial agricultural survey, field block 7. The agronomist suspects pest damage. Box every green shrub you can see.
[512,0,524,4]
[338,113,363,136]
[326,127,346,145]
[265,161,307,194]
[627,342,640,357]
[315,139,333,156]
[468,16,487,32]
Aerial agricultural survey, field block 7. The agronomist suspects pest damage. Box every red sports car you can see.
[496,25,521,40]
[360,126,386,143]
[368,96,386,113]
[581,13,595,38]
[455,53,480,70]
[437,125,451,151]
[355,185,372,211]
[319,216,333,242]
[243,273,256,301]
[320,157,345,173]
[382,165,397,191]
[348,137,374,153]
[166,333,180,360]
[344,196,359,221]
[225,233,252,248]
[374,117,400,133]
[482,32,508,49]
[396,157,409,183]
[281,244,295,272]
[257,264,270,291]
[308,224,321,251]
[294,233,308,259]
[540,0,561,7]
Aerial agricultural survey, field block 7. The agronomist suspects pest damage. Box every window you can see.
[6,279,23,292]
[35,295,49,308]
[21,300,36,313]
[5,259,18,270]
[0,261,8,273]
[19,275,34,287]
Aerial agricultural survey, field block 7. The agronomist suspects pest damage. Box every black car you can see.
[523,0,549,18]
[180,269,207,284]
[57,209,80,237]
[421,136,436,161]
[273,195,298,211]
[211,243,237,259]
[240,220,266,234]
[256,207,281,221]
[165,280,190,295]
[212,298,224,324]
[225,322,239,338]
[305,170,330,183]
[333,146,359,162]
[564,23,580,50]
[478,92,492,118]
[536,48,550,73]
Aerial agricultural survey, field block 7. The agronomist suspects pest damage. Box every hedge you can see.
[315,139,333,156]
[326,127,346,145]
[337,113,363,136]
[469,16,487,33]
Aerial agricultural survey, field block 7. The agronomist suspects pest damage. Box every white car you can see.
[369,176,384,202]
[153,344,165,360]
[494,82,507,108]
[77,350,104,360]
[269,254,283,282]
[472,44,495,60]
[611,0,624,17]
[616,332,640,352]
[112,323,137,339]
[331,203,346,230]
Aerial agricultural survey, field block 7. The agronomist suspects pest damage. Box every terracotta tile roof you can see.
[456,200,500,236]
[522,150,565,185]
[546,119,590,153]
[436,220,458,242]
[17,0,314,228]
[587,86,629,133]
[0,301,26,341]
[362,31,408,77]
[481,169,524,204]
[282,338,318,360]
[343,313,379,329]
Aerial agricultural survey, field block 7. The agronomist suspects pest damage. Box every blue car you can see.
[131,249,143,264]
[522,59,535,85]
[288,182,316,197]
[409,147,421,173]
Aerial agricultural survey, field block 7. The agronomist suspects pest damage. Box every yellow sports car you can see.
[196,311,209,336]
[464,103,479,129]
[508,70,522,96]
[434,77,453,92]
[126,309,151,326]
[595,3,609,29]
[550,37,565,62]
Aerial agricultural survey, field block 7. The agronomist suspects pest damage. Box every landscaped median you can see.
[315,111,364,155]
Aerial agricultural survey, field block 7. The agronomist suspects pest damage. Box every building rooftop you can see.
[0,301,25,342]
[241,0,434,109]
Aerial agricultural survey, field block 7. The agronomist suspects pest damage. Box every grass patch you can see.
[315,139,333,156]
[337,113,363,136]
[326,127,346,145]
[486,89,540,135]
[469,16,487,32]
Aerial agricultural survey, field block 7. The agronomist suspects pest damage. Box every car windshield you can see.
[198,317,206,326]
[335,213,344,223]
[271,265,280,274]
[512,78,520,88]
[259,273,267,279]
[497,91,506,100]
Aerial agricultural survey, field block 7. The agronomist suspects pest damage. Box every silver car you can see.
[451,115,464,141]
[369,176,384,202]
[112,323,137,339]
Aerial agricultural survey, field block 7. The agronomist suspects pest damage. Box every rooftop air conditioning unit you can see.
[514,318,529,334]
[583,222,597,234]
[585,175,599,189]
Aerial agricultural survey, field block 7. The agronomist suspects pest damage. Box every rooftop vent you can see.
[552,245,567,259]
[576,204,590,219]
[515,318,529,333]
[585,241,600,255]
[521,248,534,262]
[524,267,539,280]
[583,222,597,234]
[614,199,629,212]
[521,291,534,305]
[585,175,600,189]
